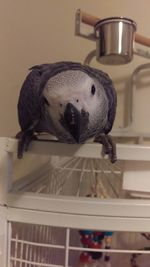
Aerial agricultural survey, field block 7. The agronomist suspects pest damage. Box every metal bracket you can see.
[75,9,97,41]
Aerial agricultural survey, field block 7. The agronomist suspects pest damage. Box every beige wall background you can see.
[1,0,150,137]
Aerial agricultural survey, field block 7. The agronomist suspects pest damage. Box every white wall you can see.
[1,0,150,136]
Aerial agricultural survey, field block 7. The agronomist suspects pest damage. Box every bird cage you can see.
[0,130,150,267]
[0,46,150,267]
[1,9,150,267]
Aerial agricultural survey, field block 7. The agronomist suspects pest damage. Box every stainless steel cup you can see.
[95,17,137,65]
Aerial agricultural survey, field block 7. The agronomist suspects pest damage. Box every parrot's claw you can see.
[16,130,37,159]
[94,134,117,163]
[107,135,117,163]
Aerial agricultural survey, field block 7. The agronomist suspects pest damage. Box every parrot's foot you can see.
[94,134,117,163]
[16,130,37,159]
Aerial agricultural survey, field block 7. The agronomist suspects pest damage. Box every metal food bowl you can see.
[95,17,137,65]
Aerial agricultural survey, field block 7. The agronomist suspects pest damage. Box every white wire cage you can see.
[8,221,150,267]
[5,135,150,200]
[0,51,150,267]
[0,136,148,267]
[11,154,124,199]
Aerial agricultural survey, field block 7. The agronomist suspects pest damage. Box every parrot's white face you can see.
[43,70,108,140]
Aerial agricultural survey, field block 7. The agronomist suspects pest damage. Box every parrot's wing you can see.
[18,64,54,131]
[97,71,117,134]
[18,69,42,131]
[17,64,55,158]
[100,73,117,134]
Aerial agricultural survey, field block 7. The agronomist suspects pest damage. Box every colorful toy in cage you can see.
[78,229,113,266]
[78,252,92,267]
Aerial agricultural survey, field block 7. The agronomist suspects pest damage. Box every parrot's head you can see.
[43,70,108,142]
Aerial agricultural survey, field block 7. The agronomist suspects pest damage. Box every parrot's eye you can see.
[91,85,96,95]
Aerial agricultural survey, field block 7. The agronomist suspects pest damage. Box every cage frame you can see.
[0,137,150,265]
[0,137,150,231]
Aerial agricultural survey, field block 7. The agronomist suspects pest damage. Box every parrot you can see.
[17,61,117,162]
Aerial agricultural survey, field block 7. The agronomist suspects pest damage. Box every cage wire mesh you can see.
[12,155,126,199]
[9,222,150,267]
[9,148,150,266]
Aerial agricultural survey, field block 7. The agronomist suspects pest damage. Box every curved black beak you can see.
[63,103,81,142]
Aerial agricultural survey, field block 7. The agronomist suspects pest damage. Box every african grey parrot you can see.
[17,61,117,162]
